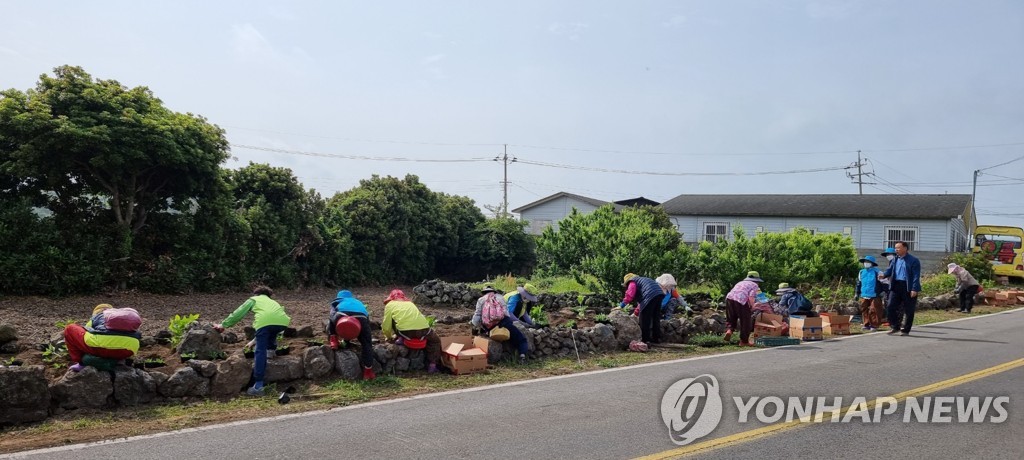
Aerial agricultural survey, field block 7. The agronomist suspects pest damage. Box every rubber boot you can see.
[362,366,376,380]
[723,329,733,342]
[329,335,339,350]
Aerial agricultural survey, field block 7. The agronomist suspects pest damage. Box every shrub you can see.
[942,253,995,282]
[168,314,200,349]
[529,304,550,327]
[694,227,858,294]
[921,274,957,297]
[536,205,690,296]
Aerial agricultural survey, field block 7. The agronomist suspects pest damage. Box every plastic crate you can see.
[755,336,802,347]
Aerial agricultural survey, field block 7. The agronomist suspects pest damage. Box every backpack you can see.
[481,293,507,329]
[785,291,814,315]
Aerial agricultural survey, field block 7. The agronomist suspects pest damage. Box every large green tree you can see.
[227,163,321,287]
[0,66,230,267]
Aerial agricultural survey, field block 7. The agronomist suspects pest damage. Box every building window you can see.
[884,226,918,251]
[755,226,764,234]
[843,226,853,235]
[704,222,729,243]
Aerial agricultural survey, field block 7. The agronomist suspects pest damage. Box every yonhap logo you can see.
[660,374,723,446]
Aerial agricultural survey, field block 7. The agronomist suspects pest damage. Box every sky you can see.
[2,1,1023,226]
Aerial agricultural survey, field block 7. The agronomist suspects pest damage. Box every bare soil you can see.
[0,286,476,376]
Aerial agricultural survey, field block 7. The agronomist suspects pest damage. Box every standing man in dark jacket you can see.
[879,242,922,336]
[620,273,666,345]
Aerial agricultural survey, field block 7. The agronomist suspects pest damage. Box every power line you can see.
[224,125,502,147]
[231,144,492,163]
[223,124,1024,157]
[979,154,1024,172]
[515,159,849,176]
[865,142,1024,153]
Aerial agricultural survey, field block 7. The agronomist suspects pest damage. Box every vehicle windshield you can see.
[976,234,1023,250]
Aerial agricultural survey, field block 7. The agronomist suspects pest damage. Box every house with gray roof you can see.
[512,192,661,235]
[661,194,975,271]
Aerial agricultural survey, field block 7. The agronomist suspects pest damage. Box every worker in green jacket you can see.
[382,289,441,373]
[215,286,291,396]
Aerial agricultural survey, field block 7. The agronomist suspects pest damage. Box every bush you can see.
[536,205,690,296]
[921,274,957,297]
[694,227,858,295]
[942,253,994,282]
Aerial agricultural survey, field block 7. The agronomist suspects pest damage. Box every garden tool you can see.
[277,386,337,405]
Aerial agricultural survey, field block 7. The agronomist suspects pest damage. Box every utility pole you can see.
[857,150,863,195]
[970,169,980,244]
[845,151,874,194]
[494,145,516,217]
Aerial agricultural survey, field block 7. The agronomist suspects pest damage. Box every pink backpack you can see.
[104,308,142,332]
[481,293,507,329]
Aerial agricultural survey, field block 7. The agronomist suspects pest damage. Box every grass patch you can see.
[475,275,591,294]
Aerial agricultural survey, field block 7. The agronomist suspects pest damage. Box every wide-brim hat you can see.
[743,270,764,283]
[881,247,896,256]
[947,263,959,274]
[518,285,538,302]
[858,255,878,266]
[775,282,796,295]
[622,273,637,286]
[481,285,498,294]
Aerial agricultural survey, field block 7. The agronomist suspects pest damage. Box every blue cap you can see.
[881,247,896,256]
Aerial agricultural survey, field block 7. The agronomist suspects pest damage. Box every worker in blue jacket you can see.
[855,255,884,331]
[879,242,922,335]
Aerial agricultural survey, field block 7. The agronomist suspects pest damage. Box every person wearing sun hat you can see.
[326,290,375,380]
[620,273,666,345]
[504,283,539,327]
[855,255,885,330]
[776,282,814,316]
[724,271,763,346]
[947,263,980,313]
[382,289,442,373]
[474,286,529,364]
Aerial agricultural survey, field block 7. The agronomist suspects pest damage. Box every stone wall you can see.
[0,309,730,425]
[412,279,618,312]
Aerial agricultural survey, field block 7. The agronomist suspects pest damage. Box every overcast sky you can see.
[3,1,1023,226]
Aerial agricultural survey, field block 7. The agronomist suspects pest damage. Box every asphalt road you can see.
[6,309,1023,460]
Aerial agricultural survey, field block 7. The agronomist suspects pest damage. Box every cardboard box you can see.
[789,315,823,341]
[440,336,490,375]
[753,313,786,339]
[821,313,852,335]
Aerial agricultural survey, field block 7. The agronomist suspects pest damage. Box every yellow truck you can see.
[973,225,1024,279]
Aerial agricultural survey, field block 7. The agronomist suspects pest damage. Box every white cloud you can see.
[231,23,275,62]
[547,22,589,41]
[229,23,315,76]
[663,15,687,28]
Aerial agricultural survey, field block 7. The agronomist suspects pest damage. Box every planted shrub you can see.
[168,313,200,349]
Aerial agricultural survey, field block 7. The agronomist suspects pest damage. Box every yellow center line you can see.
[636,357,1024,460]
